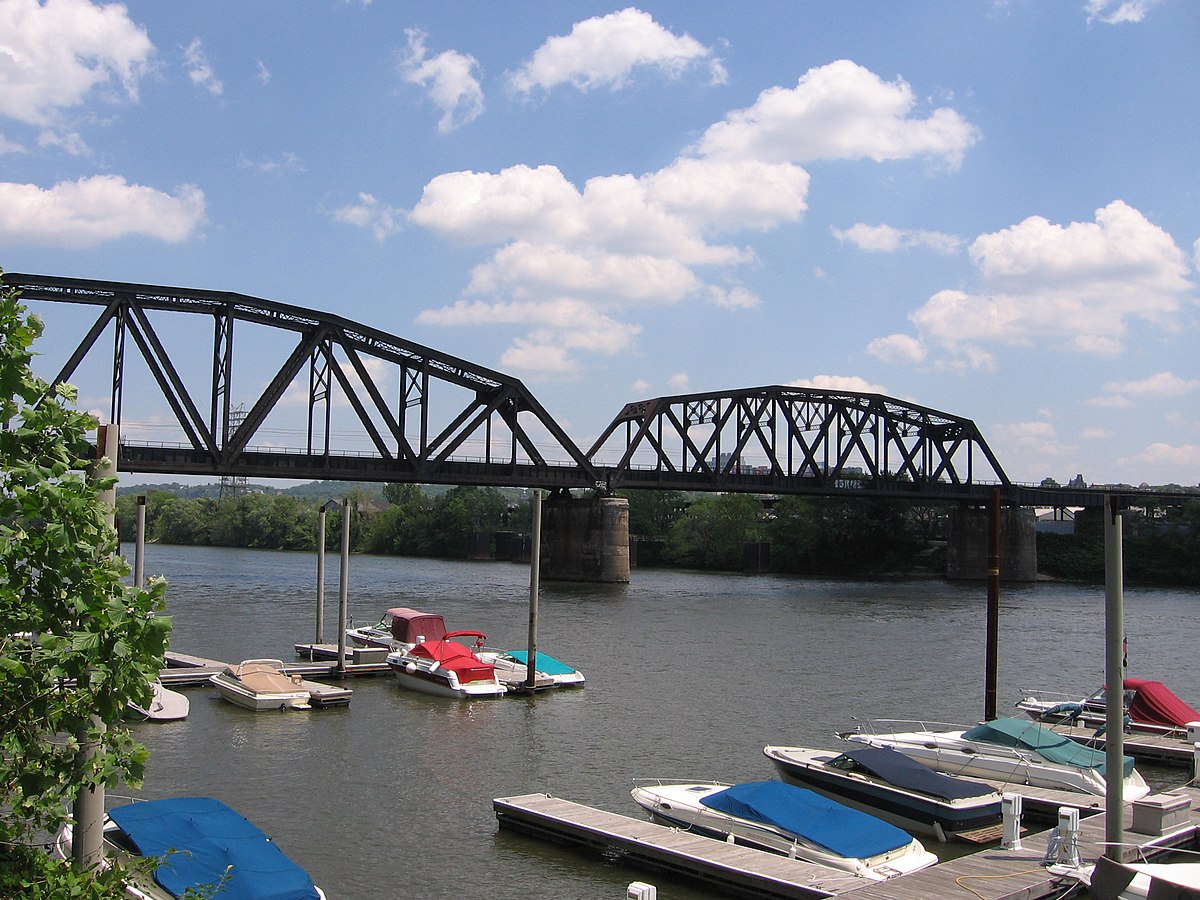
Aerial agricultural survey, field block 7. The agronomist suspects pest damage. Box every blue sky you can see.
[2,0,1198,488]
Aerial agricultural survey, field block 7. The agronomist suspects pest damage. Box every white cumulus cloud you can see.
[0,0,153,126]
[508,7,724,95]
[0,175,205,247]
[833,223,962,254]
[1085,0,1160,25]
[183,37,223,97]
[871,200,1196,371]
[393,55,979,376]
[331,192,404,241]
[694,59,979,168]
[788,375,888,394]
[400,28,484,133]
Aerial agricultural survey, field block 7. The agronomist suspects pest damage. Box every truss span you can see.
[7,272,598,487]
[587,385,1010,499]
[6,272,1034,501]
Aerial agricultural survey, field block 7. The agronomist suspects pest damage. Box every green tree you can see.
[664,493,763,569]
[0,275,171,891]
[620,488,688,539]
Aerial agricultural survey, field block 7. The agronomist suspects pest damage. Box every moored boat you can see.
[128,679,190,722]
[764,744,1003,842]
[1082,854,1200,899]
[478,648,586,690]
[1016,678,1200,738]
[387,631,507,699]
[630,779,937,881]
[209,659,311,711]
[839,717,1151,800]
[53,795,325,899]
[346,606,447,651]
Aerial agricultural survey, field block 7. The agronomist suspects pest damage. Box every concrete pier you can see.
[540,492,630,583]
[947,505,1038,581]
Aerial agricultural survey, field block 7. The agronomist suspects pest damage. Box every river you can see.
[124,544,1200,899]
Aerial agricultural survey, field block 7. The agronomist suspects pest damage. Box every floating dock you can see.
[495,784,1200,899]
[1045,721,1199,768]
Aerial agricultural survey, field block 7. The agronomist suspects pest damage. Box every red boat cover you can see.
[1125,678,1200,728]
[411,638,495,684]
[386,608,447,644]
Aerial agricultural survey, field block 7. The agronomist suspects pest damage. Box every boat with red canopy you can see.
[386,631,507,699]
[1016,678,1200,737]
[346,607,447,651]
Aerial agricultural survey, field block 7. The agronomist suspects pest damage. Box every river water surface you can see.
[126,544,1200,899]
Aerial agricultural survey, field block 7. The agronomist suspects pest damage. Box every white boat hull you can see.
[390,667,506,699]
[209,659,311,711]
[128,681,190,722]
[842,723,1150,800]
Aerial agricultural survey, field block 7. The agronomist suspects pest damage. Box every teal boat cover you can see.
[700,780,912,859]
[962,717,1134,779]
[504,650,577,676]
[107,797,320,900]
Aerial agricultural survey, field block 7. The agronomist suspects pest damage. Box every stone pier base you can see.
[540,493,630,583]
[946,506,1037,581]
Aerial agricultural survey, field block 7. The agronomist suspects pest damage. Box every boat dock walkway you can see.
[1045,721,1199,768]
[495,784,1200,899]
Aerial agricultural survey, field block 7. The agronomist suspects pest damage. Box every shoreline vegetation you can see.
[117,482,1200,587]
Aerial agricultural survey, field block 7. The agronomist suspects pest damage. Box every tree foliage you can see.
[0,275,170,887]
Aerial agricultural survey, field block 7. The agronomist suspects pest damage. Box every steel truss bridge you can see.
[6,273,1183,509]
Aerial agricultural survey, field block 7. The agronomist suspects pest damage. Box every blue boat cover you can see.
[839,746,996,801]
[962,717,1135,779]
[504,650,577,676]
[108,797,320,900]
[700,781,912,859]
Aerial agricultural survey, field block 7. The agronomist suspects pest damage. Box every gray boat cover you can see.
[963,717,1135,778]
[838,746,996,801]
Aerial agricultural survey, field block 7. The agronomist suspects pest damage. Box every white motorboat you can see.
[630,780,937,881]
[209,659,311,711]
[1054,853,1200,899]
[839,717,1151,800]
[346,606,447,651]
[764,744,1003,842]
[127,679,190,722]
[478,648,586,690]
[1017,678,1200,738]
[387,631,507,699]
[53,796,325,899]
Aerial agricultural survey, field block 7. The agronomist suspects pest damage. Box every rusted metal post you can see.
[134,495,145,588]
[336,500,350,675]
[315,503,327,644]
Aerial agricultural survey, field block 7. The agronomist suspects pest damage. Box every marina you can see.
[121,545,1200,899]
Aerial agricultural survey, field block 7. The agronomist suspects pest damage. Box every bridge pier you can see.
[540,492,630,583]
[947,506,1037,581]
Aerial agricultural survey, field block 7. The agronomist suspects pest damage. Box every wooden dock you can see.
[495,784,1200,899]
[1045,721,1199,768]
